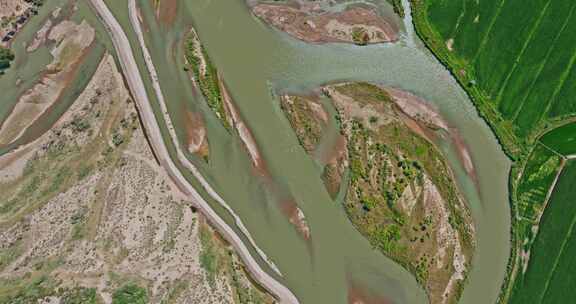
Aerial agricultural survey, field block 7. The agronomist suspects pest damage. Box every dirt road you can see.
[88,0,299,302]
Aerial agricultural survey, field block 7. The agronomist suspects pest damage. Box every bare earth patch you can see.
[26,18,52,52]
[0,53,274,304]
[185,110,210,160]
[280,200,311,240]
[220,79,265,173]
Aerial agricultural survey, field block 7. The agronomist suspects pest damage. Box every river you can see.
[134,0,511,301]
[3,0,511,303]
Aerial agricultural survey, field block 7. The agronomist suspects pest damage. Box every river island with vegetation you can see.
[280,82,475,303]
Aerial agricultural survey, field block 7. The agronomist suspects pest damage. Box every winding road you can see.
[88,0,299,303]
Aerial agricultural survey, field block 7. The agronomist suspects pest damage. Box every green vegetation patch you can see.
[60,287,98,304]
[509,161,576,304]
[0,276,58,304]
[515,143,563,250]
[411,0,576,157]
[279,95,326,153]
[329,83,473,302]
[112,283,148,304]
[409,1,576,300]
[184,31,230,131]
[351,27,369,45]
[0,239,23,272]
[198,221,224,287]
[161,280,188,304]
[516,144,563,223]
[540,122,576,156]
[0,47,15,74]
[386,0,405,18]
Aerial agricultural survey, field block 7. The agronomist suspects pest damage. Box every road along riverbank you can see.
[88,0,299,302]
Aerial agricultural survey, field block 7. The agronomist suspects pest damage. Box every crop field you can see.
[423,0,576,140]
[412,1,576,301]
[540,122,576,156]
[516,143,562,223]
[509,160,576,303]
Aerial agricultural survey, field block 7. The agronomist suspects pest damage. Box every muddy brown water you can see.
[0,0,511,303]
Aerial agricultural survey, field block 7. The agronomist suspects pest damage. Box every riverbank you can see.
[408,0,521,160]
[0,52,274,303]
[407,0,576,302]
[101,0,511,301]
[89,0,299,301]
[0,19,95,147]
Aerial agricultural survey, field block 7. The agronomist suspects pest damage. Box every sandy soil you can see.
[280,200,311,240]
[97,1,293,299]
[219,77,266,173]
[26,18,52,52]
[0,0,30,19]
[446,38,454,51]
[0,141,37,181]
[450,130,477,183]
[0,53,274,304]
[0,19,95,146]
[252,4,397,44]
[386,87,477,183]
[386,87,449,130]
[421,175,468,303]
[0,0,36,47]
[185,110,209,159]
[187,28,207,79]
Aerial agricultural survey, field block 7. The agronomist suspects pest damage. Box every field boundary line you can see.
[541,161,565,214]
[537,140,566,158]
[448,0,467,39]
[471,0,508,63]
[511,4,576,122]
[539,37,576,120]
[538,188,576,303]
[534,160,566,226]
[495,0,565,107]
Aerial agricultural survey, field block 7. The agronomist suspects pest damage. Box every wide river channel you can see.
[3,0,512,303]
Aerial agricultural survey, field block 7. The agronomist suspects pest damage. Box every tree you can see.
[0,47,14,73]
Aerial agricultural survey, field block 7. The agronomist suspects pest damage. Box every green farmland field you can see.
[540,122,576,156]
[410,0,576,302]
[516,143,562,224]
[514,142,563,257]
[418,0,576,144]
[509,161,576,304]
